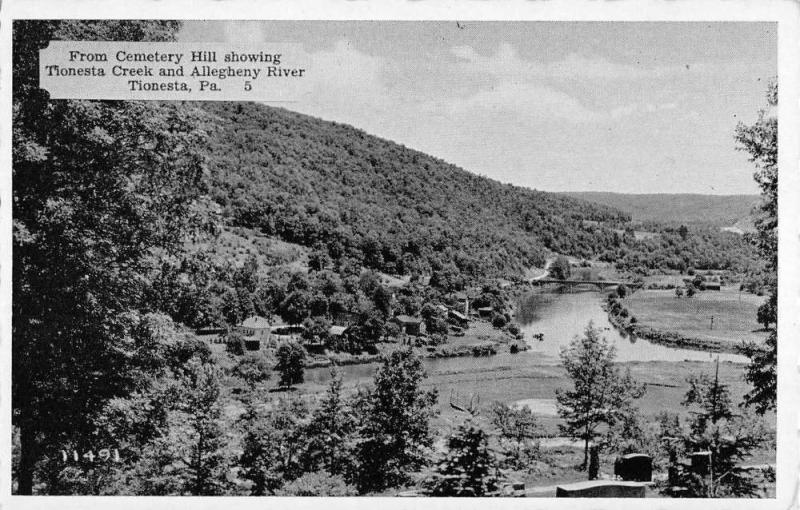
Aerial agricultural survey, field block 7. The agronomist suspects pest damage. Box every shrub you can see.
[491,313,507,329]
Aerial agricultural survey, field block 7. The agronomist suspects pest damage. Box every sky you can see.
[179,21,776,195]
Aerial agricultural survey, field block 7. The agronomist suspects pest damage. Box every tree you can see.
[735,81,778,413]
[275,342,306,388]
[663,363,769,497]
[232,353,271,392]
[675,287,684,298]
[239,397,310,495]
[300,369,358,479]
[490,401,539,443]
[354,348,438,493]
[686,284,696,298]
[12,20,210,493]
[423,419,499,497]
[550,255,572,280]
[131,358,234,495]
[555,322,646,470]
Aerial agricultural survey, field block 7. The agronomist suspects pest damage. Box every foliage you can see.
[275,342,306,388]
[131,358,234,495]
[599,224,758,274]
[239,397,310,495]
[299,369,358,479]
[202,102,629,282]
[354,348,438,493]
[662,366,768,497]
[232,353,272,391]
[423,419,499,497]
[555,322,646,470]
[12,19,213,494]
[735,81,778,413]
[490,401,539,443]
[549,256,572,280]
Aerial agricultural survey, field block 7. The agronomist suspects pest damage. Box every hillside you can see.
[562,192,758,228]
[200,102,630,278]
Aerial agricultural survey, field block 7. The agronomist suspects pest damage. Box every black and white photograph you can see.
[3,1,799,506]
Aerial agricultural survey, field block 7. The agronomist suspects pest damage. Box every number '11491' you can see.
[61,449,120,463]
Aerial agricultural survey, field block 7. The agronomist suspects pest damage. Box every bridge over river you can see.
[525,278,643,292]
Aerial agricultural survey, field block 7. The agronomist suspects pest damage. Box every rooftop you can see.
[240,315,271,329]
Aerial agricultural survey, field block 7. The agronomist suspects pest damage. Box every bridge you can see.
[526,278,643,292]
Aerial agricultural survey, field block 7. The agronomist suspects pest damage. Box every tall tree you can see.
[354,348,438,493]
[134,358,234,495]
[663,363,768,498]
[300,369,358,479]
[424,419,499,497]
[735,81,778,413]
[12,20,210,494]
[555,322,646,470]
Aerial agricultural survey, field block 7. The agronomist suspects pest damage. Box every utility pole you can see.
[710,315,714,330]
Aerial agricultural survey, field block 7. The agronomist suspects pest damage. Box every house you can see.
[394,315,425,336]
[477,307,494,319]
[236,315,271,350]
[329,325,349,337]
[448,309,469,327]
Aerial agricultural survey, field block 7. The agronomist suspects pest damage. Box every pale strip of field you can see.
[623,288,767,345]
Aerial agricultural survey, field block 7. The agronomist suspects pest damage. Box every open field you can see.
[622,288,767,346]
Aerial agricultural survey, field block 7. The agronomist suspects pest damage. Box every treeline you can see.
[598,224,760,274]
[34,339,441,496]
[200,102,629,279]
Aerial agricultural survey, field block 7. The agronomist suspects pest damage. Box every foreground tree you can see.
[663,363,769,497]
[555,322,646,470]
[12,20,210,494]
[735,81,778,413]
[354,348,438,493]
[239,398,310,495]
[300,369,358,479]
[423,419,499,497]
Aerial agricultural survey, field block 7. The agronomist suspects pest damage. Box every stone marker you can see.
[555,480,646,498]
[614,453,653,482]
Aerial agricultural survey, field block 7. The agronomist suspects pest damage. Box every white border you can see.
[1,1,798,509]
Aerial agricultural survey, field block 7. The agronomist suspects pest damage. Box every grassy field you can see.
[622,288,767,346]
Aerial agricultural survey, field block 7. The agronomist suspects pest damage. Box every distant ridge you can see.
[561,192,759,228]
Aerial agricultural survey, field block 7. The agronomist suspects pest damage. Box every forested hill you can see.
[562,192,759,228]
[201,102,629,278]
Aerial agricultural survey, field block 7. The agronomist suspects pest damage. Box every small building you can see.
[329,325,349,337]
[235,315,271,351]
[271,324,305,344]
[477,307,494,319]
[448,309,469,327]
[394,315,425,336]
[703,282,721,291]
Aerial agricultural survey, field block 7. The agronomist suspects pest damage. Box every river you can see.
[305,291,747,386]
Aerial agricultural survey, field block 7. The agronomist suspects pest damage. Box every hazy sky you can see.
[179,21,776,195]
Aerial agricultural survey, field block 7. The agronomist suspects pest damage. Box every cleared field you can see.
[623,288,767,345]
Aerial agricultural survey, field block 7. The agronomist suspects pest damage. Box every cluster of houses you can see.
[195,294,482,353]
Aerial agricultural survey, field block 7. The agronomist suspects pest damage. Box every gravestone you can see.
[614,453,653,482]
